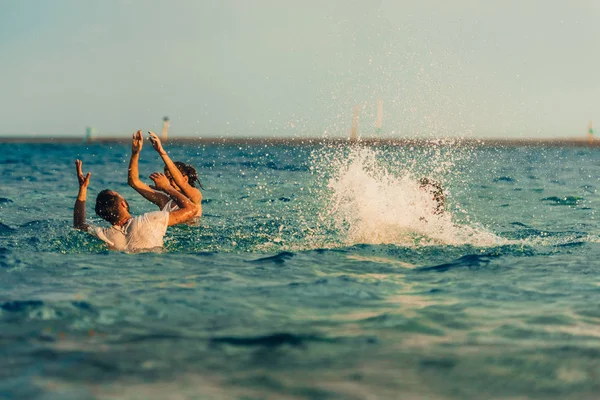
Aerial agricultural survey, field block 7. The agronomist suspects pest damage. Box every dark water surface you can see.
[1,142,599,399]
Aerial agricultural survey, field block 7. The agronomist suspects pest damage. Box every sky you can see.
[0,0,598,139]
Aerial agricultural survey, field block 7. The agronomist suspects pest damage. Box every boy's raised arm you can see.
[74,159,91,230]
[148,131,202,204]
[149,172,198,226]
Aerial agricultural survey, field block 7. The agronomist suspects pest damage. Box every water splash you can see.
[316,145,503,247]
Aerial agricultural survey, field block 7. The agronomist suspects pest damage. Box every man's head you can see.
[419,178,445,214]
[95,190,130,224]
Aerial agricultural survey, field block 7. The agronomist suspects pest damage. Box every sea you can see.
[1,140,599,400]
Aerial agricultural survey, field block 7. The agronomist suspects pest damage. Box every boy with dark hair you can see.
[73,159,198,251]
[128,130,203,220]
[419,177,446,215]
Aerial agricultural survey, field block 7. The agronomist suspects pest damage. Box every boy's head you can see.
[95,190,130,224]
[164,161,203,189]
[419,178,445,214]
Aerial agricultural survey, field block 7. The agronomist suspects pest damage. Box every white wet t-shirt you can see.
[89,211,169,252]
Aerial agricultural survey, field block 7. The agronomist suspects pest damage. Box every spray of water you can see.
[313,144,503,247]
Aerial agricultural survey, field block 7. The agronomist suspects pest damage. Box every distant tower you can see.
[161,116,169,142]
[376,99,383,135]
[84,126,95,144]
[588,121,594,144]
[350,106,359,142]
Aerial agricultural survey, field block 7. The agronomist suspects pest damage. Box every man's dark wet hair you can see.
[419,178,445,214]
[95,190,122,224]
[165,161,204,189]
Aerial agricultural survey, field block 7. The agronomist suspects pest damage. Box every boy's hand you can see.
[132,130,143,154]
[149,172,171,192]
[148,132,166,155]
[75,159,91,189]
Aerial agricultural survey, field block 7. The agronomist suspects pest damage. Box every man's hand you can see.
[148,132,166,155]
[74,159,91,229]
[75,159,91,189]
[132,130,143,154]
[149,172,172,192]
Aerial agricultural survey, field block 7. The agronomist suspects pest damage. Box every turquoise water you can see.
[1,142,599,399]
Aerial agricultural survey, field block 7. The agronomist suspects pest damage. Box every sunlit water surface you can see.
[1,142,599,399]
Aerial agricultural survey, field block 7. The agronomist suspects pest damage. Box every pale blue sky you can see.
[0,0,598,138]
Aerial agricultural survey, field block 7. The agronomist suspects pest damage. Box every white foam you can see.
[320,146,503,247]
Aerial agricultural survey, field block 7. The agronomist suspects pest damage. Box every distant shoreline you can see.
[0,136,598,147]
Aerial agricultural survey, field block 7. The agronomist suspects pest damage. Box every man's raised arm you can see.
[74,159,91,230]
[128,130,170,208]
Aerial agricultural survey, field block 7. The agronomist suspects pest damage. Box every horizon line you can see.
[0,136,597,147]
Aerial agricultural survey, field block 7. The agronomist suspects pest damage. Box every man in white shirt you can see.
[73,159,198,251]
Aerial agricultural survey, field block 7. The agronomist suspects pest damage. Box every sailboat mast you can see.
[350,106,359,142]
[376,99,383,135]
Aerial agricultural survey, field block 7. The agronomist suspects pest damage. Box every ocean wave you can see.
[417,254,500,273]
[541,196,584,206]
[248,251,295,264]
